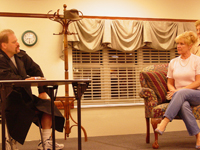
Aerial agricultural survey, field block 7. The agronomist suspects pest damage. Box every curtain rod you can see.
[0,12,196,22]
[83,16,196,22]
[0,12,54,18]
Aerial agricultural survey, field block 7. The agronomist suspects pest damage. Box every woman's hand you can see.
[166,90,175,100]
[166,88,184,100]
[167,89,176,96]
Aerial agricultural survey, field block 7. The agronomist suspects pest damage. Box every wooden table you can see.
[0,79,90,150]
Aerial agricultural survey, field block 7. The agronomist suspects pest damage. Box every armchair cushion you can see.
[192,105,200,119]
[141,71,168,104]
[151,103,169,118]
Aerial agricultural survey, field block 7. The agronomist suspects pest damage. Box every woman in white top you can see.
[191,20,200,56]
[155,31,200,149]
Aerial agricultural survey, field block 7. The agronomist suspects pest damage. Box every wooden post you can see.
[63,26,69,96]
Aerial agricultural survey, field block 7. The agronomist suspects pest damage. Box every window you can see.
[72,47,178,107]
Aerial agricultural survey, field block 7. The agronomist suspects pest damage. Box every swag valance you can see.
[67,19,196,52]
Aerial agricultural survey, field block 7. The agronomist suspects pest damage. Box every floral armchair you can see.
[139,63,200,149]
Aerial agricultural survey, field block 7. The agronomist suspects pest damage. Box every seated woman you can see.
[155,31,200,149]
[191,20,200,56]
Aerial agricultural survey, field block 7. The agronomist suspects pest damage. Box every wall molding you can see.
[0,12,196,22]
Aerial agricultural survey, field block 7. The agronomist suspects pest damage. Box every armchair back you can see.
[139,63,169,104]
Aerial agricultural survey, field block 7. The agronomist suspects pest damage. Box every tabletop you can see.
[0,79,91,87]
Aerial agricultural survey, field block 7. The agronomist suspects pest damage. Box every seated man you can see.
[0,29,65,150]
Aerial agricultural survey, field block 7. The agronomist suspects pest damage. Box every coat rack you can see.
[48,4,83,95]
[48,4,87,141]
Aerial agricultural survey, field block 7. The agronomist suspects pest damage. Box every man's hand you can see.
[25,77,48,99]
[25,77,46,80]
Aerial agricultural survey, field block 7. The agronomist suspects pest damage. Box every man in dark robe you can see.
[0,29,65,150]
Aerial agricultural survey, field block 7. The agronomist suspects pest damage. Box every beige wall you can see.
[0,0,200,141]
[0,0,200,95]
[17,106,188,141]
[1,0,200,19]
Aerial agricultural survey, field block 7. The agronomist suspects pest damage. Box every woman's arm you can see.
[166,78,176,99]
[167,74,200,100]
[167,78,176,91]
[183,74,200,89]
[168,74,200,93]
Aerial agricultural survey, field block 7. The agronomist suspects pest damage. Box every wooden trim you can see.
[83,15,196,22]
[0,12,54,19]
[0,12,196,22]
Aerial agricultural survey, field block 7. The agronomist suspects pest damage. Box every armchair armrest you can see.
[139,88,159,118]
[139,88,158,105]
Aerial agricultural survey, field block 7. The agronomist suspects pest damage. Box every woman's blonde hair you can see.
[195,20,200,27]
[175,31,197,46]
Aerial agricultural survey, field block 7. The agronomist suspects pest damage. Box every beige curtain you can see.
[68,19,196,52]
[143,21,178,50]
[68,19,105,52]
[108,20,144,51]
[144,21,196,50]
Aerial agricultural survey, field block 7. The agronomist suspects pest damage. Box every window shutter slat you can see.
[72,48,178,106]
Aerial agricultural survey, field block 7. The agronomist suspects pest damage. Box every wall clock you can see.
[22,30,37,46]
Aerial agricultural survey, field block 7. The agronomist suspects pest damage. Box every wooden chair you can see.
[139,63,200,149]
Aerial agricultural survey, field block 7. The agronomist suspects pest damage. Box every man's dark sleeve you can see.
[20,51,46,93]
[0,59,23,80]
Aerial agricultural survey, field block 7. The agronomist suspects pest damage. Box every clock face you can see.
[22,30,37,46]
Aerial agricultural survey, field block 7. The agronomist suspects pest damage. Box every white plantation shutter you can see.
[72,47,178,107]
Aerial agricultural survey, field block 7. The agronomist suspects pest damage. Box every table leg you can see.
[72,82,89,150]
[71,82,89,150]
[1,85,6,150]
[44,86,58,150]
[77,83,81,150]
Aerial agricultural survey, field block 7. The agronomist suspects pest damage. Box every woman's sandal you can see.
[155,128,165,135]
[196,145,200,149]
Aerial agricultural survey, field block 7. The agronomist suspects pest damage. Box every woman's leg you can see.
[155,117,170,134]
[164,89,200,120]
[178,101,200,147]
[155,90,185,133]
[178,101,200,136]
[156,89,200,133]
[196,133,200,147]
